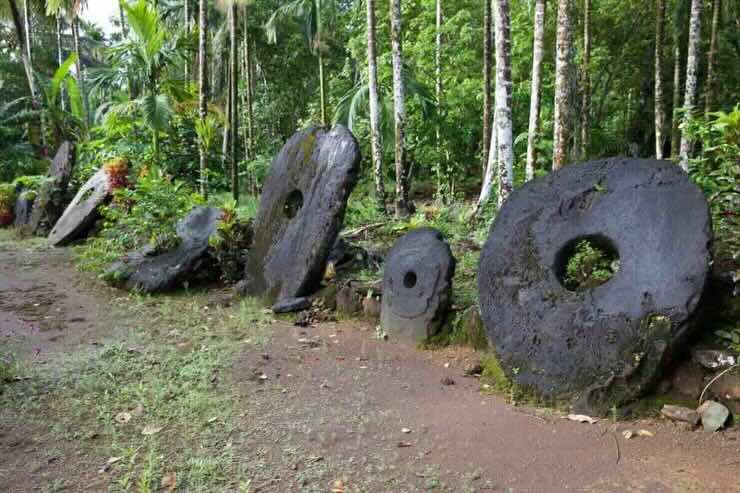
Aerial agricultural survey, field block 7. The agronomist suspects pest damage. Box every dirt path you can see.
[1,239,739,492]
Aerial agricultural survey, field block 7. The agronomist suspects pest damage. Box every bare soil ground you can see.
[1,235,739,492]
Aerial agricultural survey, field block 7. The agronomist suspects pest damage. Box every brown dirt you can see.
[1,241,739,492]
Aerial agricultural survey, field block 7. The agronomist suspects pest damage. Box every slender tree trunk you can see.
[473,108,498,217]
[579,0,591,160]
[435,0,444,201]
[8,0,46,154]
[494,0,513,206]
[184,0,190,82]
[481,0,492,179]
[670,42,682,159]
[390,0,410,217]
[198,0,209,197]
[243,9,254,162]
[118,1,135,99]
[316,0,328,125]
[678,0,702,171]
[71,14,89,125]
[366,0,386,213]
[229,3,239,202]
[56,15,66,112]
[23,0,47,153]
[704,0,720,115]
[526,0,545,181]
[655,0,666,159]
[553,0,574,170]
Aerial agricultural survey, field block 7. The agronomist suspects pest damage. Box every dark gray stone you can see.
[478,158,712,414]
[244,125,360,303]
[271,297,311,314]
[48,167,112,246]
[106,207,222,293]
[23,142,75,236]
[13,193,35,227]
[661,405,700,426]
[381,228,456,342]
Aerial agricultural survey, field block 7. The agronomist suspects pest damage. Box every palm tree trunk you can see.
[316,0,328,125]
[24,0,48,153]
[366,0,385,213]
[435,0,444,201]
[198,0,209,197]
[481,0,492,179]
[56,15,66,112]
[390,0,410,217]
[655,0,666,159]
[229,3,239,203]
[71,14,89,125]
[494,0,513,206]
[579,0,591,160]
[678,0,702,171]
[526,0,545,181]
[553,0,574,170]
[704,0,720,115]
[243,9,254,162]
[670,42,682,159]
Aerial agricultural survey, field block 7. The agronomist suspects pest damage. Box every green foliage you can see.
[209,197,254,283]
[76,169,204,274]
[685,106,740,266]
[563,240,619,291]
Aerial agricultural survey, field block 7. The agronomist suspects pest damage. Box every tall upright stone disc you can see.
[23,141,75,236]
[244,125,360,303]
[48,167,112,246]
[478,158,712,413]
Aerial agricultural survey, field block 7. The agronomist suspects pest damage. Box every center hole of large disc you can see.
[554,235,620,292]
[403,271,418,289]
[283,189,303,219]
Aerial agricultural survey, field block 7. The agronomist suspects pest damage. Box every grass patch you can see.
[2,291,271,492]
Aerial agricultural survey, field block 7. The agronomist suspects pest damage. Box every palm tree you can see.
[390,0,410,217]
[228,1,239,202]
[198,0,208,196]
[678,0,702,170]
[481,0,492,178]
[553,0,574,170]
[366,0,385,213]
[579,0,591,160]
[265,0,335,125]
[46,0,89,125]
[526,0,545,180]
[655,0,666,159]
[5,0,47,153]
[493,0,513,206]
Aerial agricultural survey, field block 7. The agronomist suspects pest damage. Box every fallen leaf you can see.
[566,414,598,424]
[636,429,654,437]
[207,417,218,424]
[331,479,345,493]
[161,471,177,491]
[622,430,634,439]
[401,427,412,434]
[141,425,163,436]
[114,412,132,424]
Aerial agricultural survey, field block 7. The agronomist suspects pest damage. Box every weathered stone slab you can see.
[48,167,112,246]
[381,228,456,342]
[478,158,712,414]
[271,297,311,314]
[13,193,35,227]
[106,206,222,293]
[23,141,75,236]
[244,125,360,304]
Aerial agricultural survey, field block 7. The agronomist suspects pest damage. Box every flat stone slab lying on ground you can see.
[478,158,712,414]
[48,166,112,246]
[271,297,311,314]
[244,125,360,304]
[661,405,700,426]
[381,228,456,342]
[23,141,75,236]
[106,206,222,293]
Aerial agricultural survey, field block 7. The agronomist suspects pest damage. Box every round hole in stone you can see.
[554,234,620,292]
[403,271,418,289]
[283,189,303,219]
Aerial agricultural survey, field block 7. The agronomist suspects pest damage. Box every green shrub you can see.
[563,239,619,291]
[11,174,44,192]
[76,168,204,273]
[0,183,16,225]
